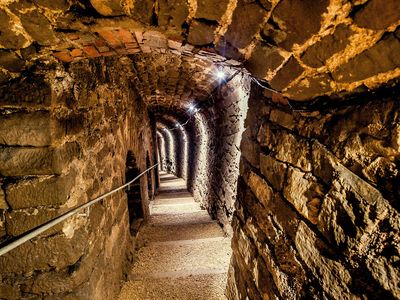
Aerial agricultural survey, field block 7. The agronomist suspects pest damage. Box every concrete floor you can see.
[119,172,232,300]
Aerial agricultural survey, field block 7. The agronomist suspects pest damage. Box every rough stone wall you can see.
[204,74,250,234]
[187,74,250,234]
[0,56,154,299]
[189,111,215,206]
[227,85,400,299]
[159,127,178,175]
[1,0,399,102]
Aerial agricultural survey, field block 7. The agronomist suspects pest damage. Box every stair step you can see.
[119,273,227,300]
[131,237,231,277]
[139,222,225,242]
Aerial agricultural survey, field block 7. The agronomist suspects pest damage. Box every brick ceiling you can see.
[0,0,399,106]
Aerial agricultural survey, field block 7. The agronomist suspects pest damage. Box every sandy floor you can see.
[118,172,232,300]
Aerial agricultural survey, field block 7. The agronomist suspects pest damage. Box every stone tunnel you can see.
[0,0,399,299]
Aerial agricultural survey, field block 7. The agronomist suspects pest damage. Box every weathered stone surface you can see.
[10,7,57,46]
[0,147,56,176]
[261,22,287,45]
[366,256,400,298]
[188,21,217,46]
[354,0,400,30]
[269,108,294,130]
[0,10,28,49]
[241,128,260,167]
[6,171,77,210]
[195,0,230,21]
[260,154,287,191]
[0,111,61,146]
[158,0,189,28]
[245,43,285,78]
[248,171,273,209]
[295,222,354,299]
[0,282,20,299]
[333,34,400,83]
[285,73,333,101]
[284,167,323,224]
[273,0,329,50]
[5,208,61,236]
[302,25,354,68]
[274,132,311,172]
[0,142,80,176]
[0,228,87,273]
[90,0,126,16]
[270,56,304,91]
[0,50,25,72]
[0,187,7,210]
[33,0,70,10]
[224,0,266,49]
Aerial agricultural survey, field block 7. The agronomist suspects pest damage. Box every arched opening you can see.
[125,150,144,235]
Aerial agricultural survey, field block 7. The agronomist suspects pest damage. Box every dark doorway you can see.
[125,151,143,235]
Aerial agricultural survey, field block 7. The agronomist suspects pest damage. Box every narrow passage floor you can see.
[119,171,232,300]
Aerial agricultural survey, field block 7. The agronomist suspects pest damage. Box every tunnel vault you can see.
[0,0,400,299]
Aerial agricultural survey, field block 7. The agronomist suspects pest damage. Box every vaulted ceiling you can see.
[0,0,399,105]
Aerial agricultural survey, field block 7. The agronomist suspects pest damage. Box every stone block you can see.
[89,0,126,16]
[257,121,277,149]
[224,0,266,49]
[248,171,274,209]
[273,131,311,172]
[0,111,63,147]
[240,129,260,168]
[11,7,57,46]
[301,25,353,68]
[0,147,56,176]
[6,170,77,210]
[273,0,329,51]
[0,228,87,274]
[269,109,294,130]
[0,9,29,49]
[0,142,81,176]
[0,186,7,210]
[270,56,304,91]
[295,222,354,298]
[312,141,391,251]
[0,50,25,72]
[33,0,71,10]
[188,21,217,46]
[5,208,61,236]
[333,34,400,83]
[285,73,333,101]
[195,0,230,21]
[158,0,189,28]
[283,167,323,224]
[354,0,400,30]
[245,43,285,78]
[366,256,400,298]
[260,154,287,191]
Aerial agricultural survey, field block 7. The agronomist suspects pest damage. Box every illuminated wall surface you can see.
[0,1,399,299]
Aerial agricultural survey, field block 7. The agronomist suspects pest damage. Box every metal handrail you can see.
[0,163,159,256]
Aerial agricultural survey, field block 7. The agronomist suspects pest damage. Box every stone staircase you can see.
[118,172,231,300]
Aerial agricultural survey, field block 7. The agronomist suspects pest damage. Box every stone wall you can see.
[0,56,155,299]
[188,73,250,234]
[227,85,400,299]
